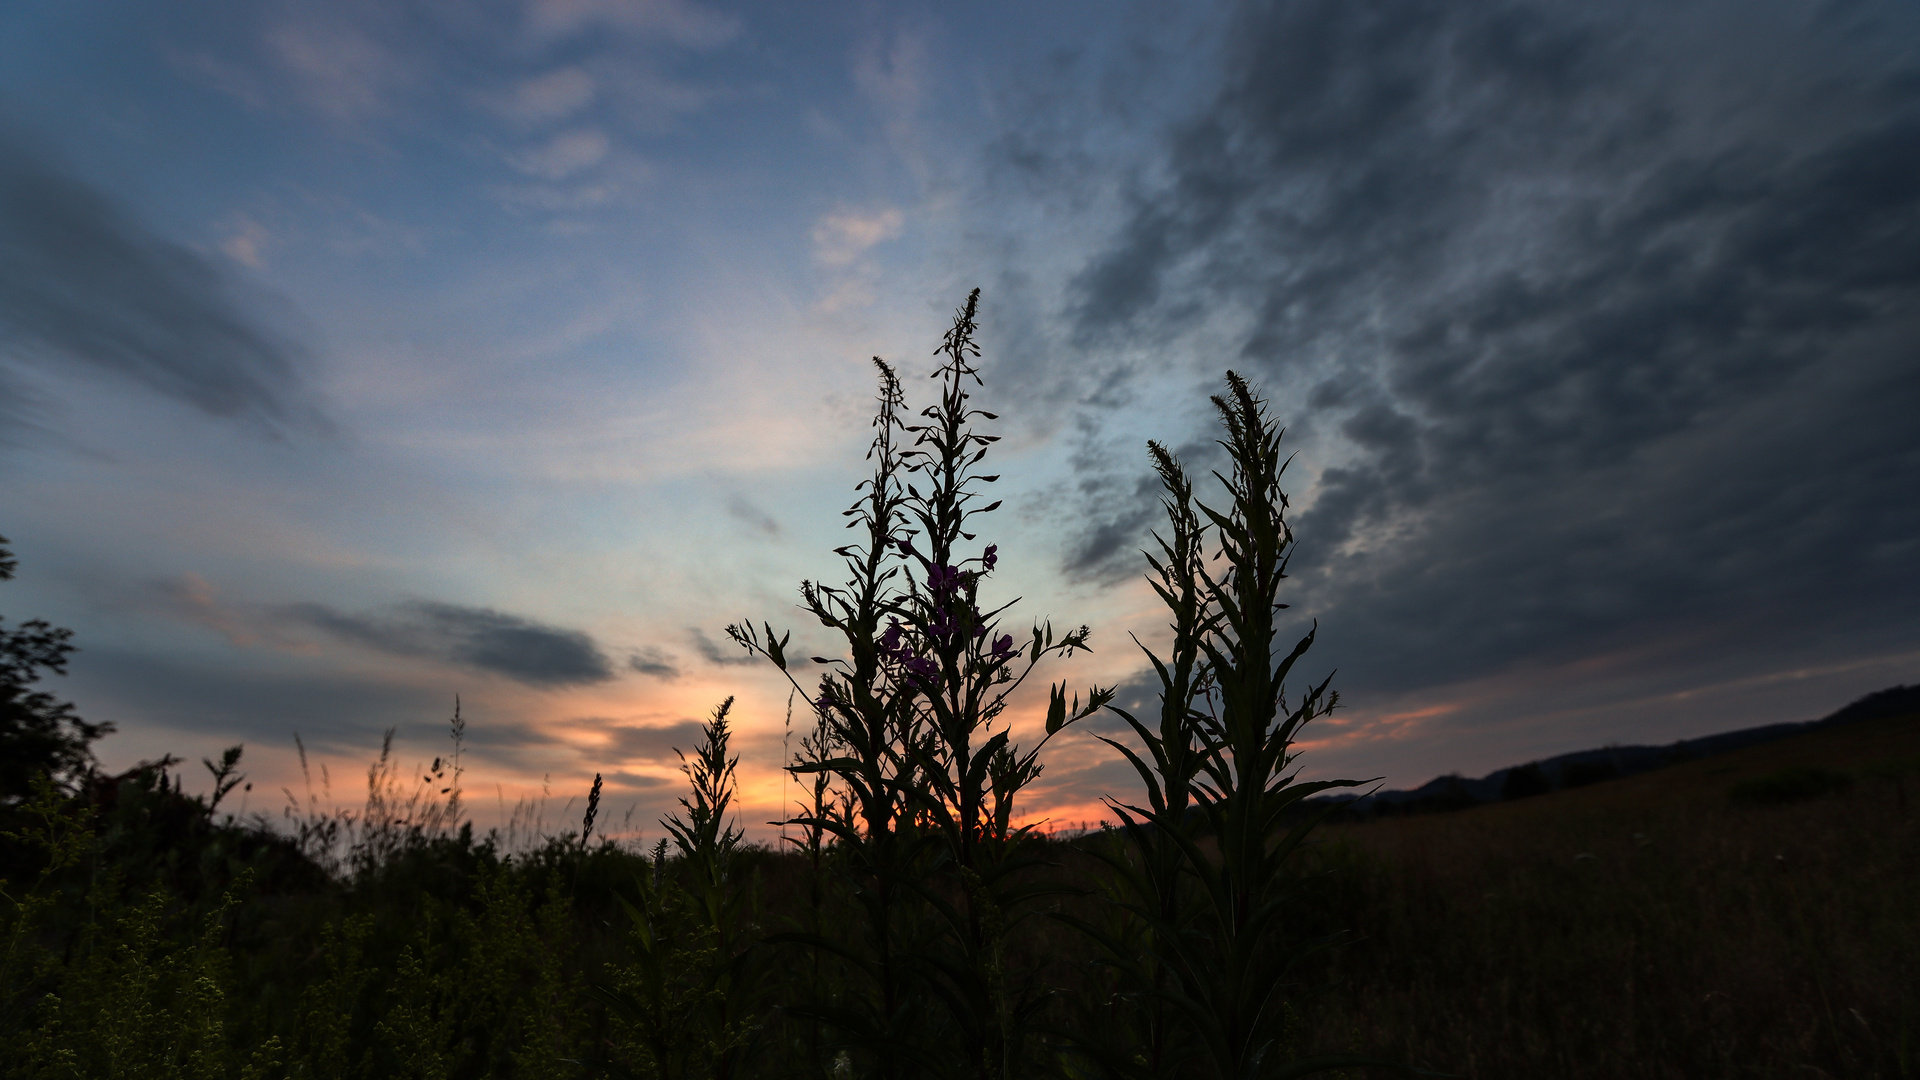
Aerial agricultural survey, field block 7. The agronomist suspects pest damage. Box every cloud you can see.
[602,770,670,790]
[599,64,716,134]
[287,600,616,687]
[167,49,272,112]
[509,127,613,180]
[688,627,755,667]
[265,16,411,126]
[218,214,273,269]
[0,127,325,437]
[811,207,904,267]
[1031,0,1920,708]
[150,574,274,650]
[70,644,453,760]
[523,0,741,50]
[627,647,680,679]
[497,67,598,125]
[0,366,57,446]
[596,718,705,761]
[726,494,781,538]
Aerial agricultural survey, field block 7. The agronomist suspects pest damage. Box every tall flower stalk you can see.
[1071,373,1389,1080]
[729,289,1109,1080]
[595,699,761,1080]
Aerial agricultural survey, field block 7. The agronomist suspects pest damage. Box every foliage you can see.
[728,290,1109,1080]
[1499,764,1550,801]
[1064,375,1391,1080]
[0,534,113,803]
[596,699,765,1080]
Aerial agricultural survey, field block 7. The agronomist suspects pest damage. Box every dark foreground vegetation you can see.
[1299,709,1920,1079]
[4,294,1915,1080]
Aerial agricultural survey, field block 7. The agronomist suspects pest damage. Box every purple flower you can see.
[927,563,963,593]
[982,544,998,571]
[990,634,1017,662]
[928,607,958,638]
[903,655,940,686]
[880,617,904,654]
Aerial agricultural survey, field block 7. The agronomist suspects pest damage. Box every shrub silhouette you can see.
[1558,758,1618,789]
[1501,763,1551,801]
[0,534,112,803]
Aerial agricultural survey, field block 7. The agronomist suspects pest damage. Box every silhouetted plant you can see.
[1067,373,1390,1080]
[1058,440,1213,1080]
[597,699,764,1080]
[0,534,113,803]
[729,290,1109,1080]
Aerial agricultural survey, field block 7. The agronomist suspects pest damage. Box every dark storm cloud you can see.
[1049,0,1920,697]
[0,124,323,436]
[1060,460,1163,581]
[287,600,615,688]
[1058,424,1221,582]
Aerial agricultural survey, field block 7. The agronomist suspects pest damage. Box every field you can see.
[1290,712,1920,1079]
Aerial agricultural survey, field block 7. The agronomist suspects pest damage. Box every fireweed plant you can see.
[729,290,1112,1080]
[1063,374,1396,1080]
[594,699,764,1080]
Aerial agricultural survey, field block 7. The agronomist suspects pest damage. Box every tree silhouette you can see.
[0,534,110,802]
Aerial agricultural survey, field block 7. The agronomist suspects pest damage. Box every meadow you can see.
[1293,710,1920,1079]
[3,294,1914,1080]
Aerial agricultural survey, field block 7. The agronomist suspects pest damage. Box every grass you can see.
[4,711,1912,1079]
[1291,711,1920,1079]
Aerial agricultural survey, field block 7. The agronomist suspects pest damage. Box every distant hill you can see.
[1308,683,1920,821]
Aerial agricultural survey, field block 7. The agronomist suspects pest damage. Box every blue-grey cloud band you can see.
[286,600,615,688]
[0,124,325,438]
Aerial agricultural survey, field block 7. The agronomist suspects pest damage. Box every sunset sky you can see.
[3,0,1917,840]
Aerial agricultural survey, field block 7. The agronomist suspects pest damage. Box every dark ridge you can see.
[1308,683,1918,822]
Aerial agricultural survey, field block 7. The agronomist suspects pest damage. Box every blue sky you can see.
[3,0,1917,837]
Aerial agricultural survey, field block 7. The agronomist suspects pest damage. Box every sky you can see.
[2,0,1916,841]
